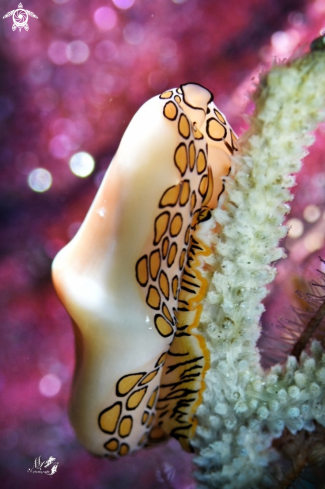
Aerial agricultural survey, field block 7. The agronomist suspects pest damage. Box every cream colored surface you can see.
[52,84,236,455]
[52,96,183,453]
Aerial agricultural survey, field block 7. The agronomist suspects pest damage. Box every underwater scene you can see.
[1,0,325,488]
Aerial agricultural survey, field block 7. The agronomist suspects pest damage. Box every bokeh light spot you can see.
[112,0,134,9]
[66,40,89,64]
[39,374,62,397]
[148,70,168,91]
[92,71,115,94]
[69,152,95,177]
[52,0,69,3]
[304,232,325,252]
[94,40,117,62]
[49,135,74,159]
[303,204,321,223]
[123,23,144,44]
[314,0,325,13]
[48,41,68,65]
[28,169,52,193]
[288,11,305,26]
[312,172,325,187]
[287,218,304,238]
[93,7,117,31]
[271,30,300,54]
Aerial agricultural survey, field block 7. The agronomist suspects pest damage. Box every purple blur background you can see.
[0,0,324,488]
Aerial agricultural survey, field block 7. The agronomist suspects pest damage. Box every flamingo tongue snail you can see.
[52,83,238,457]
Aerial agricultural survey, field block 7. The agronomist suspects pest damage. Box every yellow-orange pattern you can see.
[98,84,238,457]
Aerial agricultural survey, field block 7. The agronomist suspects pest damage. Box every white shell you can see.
[52,84,238,457]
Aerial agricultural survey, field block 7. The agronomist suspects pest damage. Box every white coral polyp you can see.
[192,50,325,489]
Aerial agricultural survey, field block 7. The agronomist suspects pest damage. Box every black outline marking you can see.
[154,314,174,338]
[165,356,204,374]
[98,401,122,434]
[201,165,214,206]
[155,351,167,368]
[174,142,188,176]
[191,209,201,229]
[176,323,189,332]
[179,248,187,271]
[158,385,199,400]
[224,140,234,155]
[126,386,148,411]
[147,412,155,427]
[198,175,208,197]
[156,403,170,410]
[182,278,199,288]
[180,284,196,294]
[179,180,191,207]
[149,249,161,281]
[159,90,173,100]
[163,101,178,121]
[183,269,196,279]
[193,127,204,140]
[141,411,149,425]
[196,149,207,174]
[154,211,171,246]
[138,432,150,446]
[162,302,174,324]
[159,269,170,300]
[170,425,193,442]
[146,284,161,310]
[172,275,179,300]
[104,437,119,452]
[231,129,239,151]
[158,409,169,419]
[188,141,196,172]
[162,236,169,259]
[206,117,227,141]
[190,190,197,214]
[213,108,226,123]
[118,415,133,438]
[184,224,191,245]
[147,386,159,409]
[159,184,181,208]
[118,443,130,456]
[168,350,189,357]
[135,255,148,287]
[116,373,145,397]
[167,242,178,268]
[198,207,212,224]
[178,114,190,140]
[179,82,214,108]
[180,364,203,379]
[170,212,183,237]
[139,369,159,385]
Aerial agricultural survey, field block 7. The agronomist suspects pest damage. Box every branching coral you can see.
[192,43,325,488]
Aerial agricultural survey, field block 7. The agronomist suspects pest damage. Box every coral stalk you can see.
[291,297,325,360]
[191,47,325,488]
